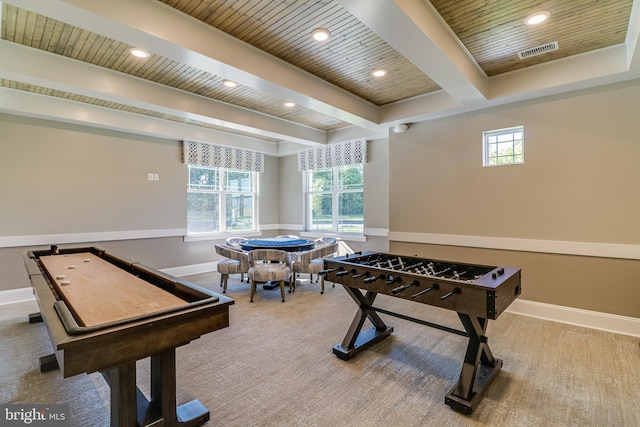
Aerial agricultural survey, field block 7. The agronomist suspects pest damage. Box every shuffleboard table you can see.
[23,246,234,427]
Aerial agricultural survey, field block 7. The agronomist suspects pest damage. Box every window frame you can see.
[187,165,258,236]
[304,164,364,235]
[482,126,524,167]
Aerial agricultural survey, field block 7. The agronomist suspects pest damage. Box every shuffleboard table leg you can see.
[104,363,138,427]
[39,354,59,372]
[149,348,210,427]
[29,312,43,323]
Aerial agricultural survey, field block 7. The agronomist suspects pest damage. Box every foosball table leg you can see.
[445,313,502,414]
[332,287,393,360]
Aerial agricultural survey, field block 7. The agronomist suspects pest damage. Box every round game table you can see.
[239,237,315,290]
[239,237,315,252]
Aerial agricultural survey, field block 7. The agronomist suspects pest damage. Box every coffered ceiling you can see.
[1,0,639,156]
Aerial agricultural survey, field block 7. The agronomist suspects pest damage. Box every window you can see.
[306,164,364,234]
[187,165,257,234]
[483,126,524,166]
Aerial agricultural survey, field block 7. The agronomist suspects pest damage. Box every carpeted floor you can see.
[2,272,639,426]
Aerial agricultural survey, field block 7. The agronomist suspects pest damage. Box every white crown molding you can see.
[388,231,640,260]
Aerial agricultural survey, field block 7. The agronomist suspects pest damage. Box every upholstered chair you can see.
[214,244,249,293]
[292,242,339,293]
[247,249,291,302]
[225,237,248,250]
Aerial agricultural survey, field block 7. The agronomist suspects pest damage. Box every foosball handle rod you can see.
[440,287,461,301]
[411,283,439,299]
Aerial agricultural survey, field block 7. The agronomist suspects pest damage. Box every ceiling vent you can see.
[321,118,341,126]
[518,41,559,59]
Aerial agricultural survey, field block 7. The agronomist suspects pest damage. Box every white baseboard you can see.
[0,288,35,306]
[506,299,640,338]
[159,261,218,277]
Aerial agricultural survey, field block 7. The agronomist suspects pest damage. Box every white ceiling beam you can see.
[489,45,635,101]
[6,0,381,129]
[0,88,282,155]
[337,0,488,104]
[625,0,640,74]
[0,41,328,146]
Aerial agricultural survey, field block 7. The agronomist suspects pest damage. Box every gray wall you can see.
[0,114,281,291]
[388,80,640,318]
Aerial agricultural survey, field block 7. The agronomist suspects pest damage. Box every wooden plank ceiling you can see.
[0,0,636,147]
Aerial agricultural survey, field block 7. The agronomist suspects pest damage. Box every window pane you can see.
[514,140,523,155]
[189,166,219,191]
[225,170,252,192]
[310,193,332,231]
[338,191,364,233]
[311,169,333,191]
[226,194,253,230]
[187,192,219,233]
[497,141,513,156]
[338,164,363,190]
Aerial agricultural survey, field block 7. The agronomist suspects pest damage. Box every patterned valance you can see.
[182,140,263,172]
[297,139,367,171]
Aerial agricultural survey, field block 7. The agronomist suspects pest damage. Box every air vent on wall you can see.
[518,41,559,59]
[321,118,341,126]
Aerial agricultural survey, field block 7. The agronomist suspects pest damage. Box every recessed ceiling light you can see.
[223,80,237,88]
[311,28,330,42]
[284,102,296,107]
[129,48,150,58]
[524,11,550,26]
[372,69,387,77]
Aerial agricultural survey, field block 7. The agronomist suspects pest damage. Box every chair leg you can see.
[250,280,257,302]
[222,275,229,293]
[321,276,325,294]
[279,280,285,302]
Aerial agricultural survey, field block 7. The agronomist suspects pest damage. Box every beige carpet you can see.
[2,272,639,426]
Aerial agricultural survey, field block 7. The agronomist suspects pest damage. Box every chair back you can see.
[295,242,338,270]
[248,249,290,266]
[225,237,248,249]
[215,244,249,268]
[316,242,338,259]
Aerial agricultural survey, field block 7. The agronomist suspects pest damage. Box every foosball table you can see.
[321,251,521,414]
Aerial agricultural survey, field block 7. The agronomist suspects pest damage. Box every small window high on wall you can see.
[483,126,524,166]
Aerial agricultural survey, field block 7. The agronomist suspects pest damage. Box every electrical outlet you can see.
[148,173,154,181]
[153,174,159,181]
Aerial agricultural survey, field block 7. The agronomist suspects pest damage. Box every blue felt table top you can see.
[245,238,309,246]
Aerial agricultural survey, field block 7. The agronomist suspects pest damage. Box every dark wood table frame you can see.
[24,246,234,427]
[333,286,502,414]
[323,252,521,415]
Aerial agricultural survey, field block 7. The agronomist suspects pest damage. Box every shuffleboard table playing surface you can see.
[40,252,186,327]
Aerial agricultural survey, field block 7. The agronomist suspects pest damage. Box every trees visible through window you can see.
[306,164,364,234]
[483,126,524,166]
[187,165,257,234]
